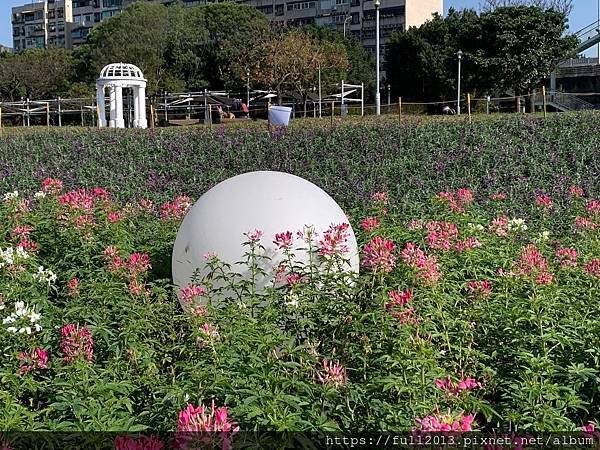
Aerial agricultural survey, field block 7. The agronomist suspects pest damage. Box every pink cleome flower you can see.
[436,188,473,212]
[285,273,303,286]
[177,400,239,433]
[245,229,263,243]
[568,185,585,198]
[415,413,476,432]
[41,177,64,195]
[575,216,597,231]
[435,375,481,396]
[67,277,80,297]
[180,285,207,304]
[535,194,553,210]
[586,200,600,215]
[273,231,293,250]
[115,435,164,450]
[489,216,509,237]
[455,237,482,252]
[127,252,152,275]
[400,243,442,285]
[60,324,94,364]
[584,259,600,278]
[371,191,389,205]
[160,196,192,220]
[555,248,578,268]
[426,221,459,251]
[59,189,97,212]
[360,216,381,232]
[317,360,347,387]
[319,223,350,257]
[513,244,554,285]
[361,236,397,273]
[17,348,49,376]
[490,192,507,201]
[387,289,413,307]
[467,280,492,298]
[107,211,123,223]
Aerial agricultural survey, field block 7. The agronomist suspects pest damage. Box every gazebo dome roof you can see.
[99,63,145,81]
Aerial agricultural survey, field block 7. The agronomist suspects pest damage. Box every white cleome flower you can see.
[3,302,42,334]
[468,223,485,232]
[33,266,57,285]
[34,191,47,199]
[3,191,19,201]
[508,218,528,232]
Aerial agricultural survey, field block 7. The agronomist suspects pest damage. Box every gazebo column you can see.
[109,85,117,128]
[132,86,141,128]
[96,84,106,127]
[137,85,147,129]
[114,85,125,128]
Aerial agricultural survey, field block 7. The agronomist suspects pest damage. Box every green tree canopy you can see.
[0,49,74,101]
[385,6,576,102]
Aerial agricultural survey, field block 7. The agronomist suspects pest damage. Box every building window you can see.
[287,2,315,11]
[275,4,284,15]
[257,5,273,14]
[103,0,123,7]
[13,27,20,37]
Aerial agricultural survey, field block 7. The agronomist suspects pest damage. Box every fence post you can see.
[515,96,520,113]
[150,104,155,129]
[542,86,547,118]
[398,97,402,124]
[467,93,472,124]
[96,105,101,129]
[80,102,84,127]
[361,82,364,117]
[58,97,62,126]
[330,101,334,127]
[208,104,212,130]
[486,96,490,115]
[26,98,30,127]
[46,102,50,129]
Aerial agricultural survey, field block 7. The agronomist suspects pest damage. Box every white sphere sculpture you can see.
[172,171,359,306]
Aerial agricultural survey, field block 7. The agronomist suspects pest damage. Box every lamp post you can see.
[344,15,352,38]
[457,49,463,115]
[246,68,250,106]
[375,0,381,116]
[318,63,322,118]
[387,84,391,108]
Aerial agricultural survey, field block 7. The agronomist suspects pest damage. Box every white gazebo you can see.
[96,63,147,129]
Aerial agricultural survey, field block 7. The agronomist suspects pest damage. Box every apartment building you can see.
[12,0,73,52]
[0,45,13,53]
[12,0,441,52]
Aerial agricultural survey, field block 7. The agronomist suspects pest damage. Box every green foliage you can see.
[0,49,75,101]
[385,6,577,101]
[0,171,598,433]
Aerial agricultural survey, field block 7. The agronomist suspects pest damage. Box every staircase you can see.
[575,19,600,53]
[535,91,596,112]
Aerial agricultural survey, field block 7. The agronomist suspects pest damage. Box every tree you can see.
[476,6,577,96]
[304,25,375,97]
[481,0,573,16]
[201,3,271,92]
[253,28,348,107]
[0,49,74,101]
[78,2,171,94]
[385,6,576,103]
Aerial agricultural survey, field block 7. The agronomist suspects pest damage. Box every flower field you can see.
[0,113,599,442]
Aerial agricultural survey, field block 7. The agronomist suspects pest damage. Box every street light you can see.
[375,0,381,116]
[343,15,352,38]
[246,68,250,107]
[457,49,463,115]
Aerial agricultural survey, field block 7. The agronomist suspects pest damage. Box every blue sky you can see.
[1,0,598,56]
